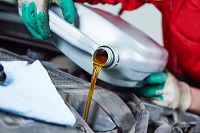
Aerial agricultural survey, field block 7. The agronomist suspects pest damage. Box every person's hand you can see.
[134,70,192,111]
[18,0,75,40]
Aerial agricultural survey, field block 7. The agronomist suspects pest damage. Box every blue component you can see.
[128,68,154,74]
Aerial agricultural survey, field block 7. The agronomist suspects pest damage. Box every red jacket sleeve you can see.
[73,0,145,11]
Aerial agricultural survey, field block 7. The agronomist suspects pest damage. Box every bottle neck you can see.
[93,46,119,69]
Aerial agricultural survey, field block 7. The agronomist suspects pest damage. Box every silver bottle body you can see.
[49,3,168,87]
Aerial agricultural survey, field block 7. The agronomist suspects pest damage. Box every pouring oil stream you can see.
[84,49,108,122]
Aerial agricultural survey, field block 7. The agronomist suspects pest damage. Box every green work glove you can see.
[18,0,75,40]
[134,70,192,111]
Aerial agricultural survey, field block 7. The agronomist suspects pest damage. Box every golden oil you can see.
[83,49,108,122]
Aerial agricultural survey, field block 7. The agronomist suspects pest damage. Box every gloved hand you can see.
[134,70,192,111]
[18,0,75,40]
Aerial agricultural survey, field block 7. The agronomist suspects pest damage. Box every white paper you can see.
[0,60,76,126]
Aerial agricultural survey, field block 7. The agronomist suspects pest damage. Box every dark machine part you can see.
[126,94,150,133]
[27,48,46,60]
[143,101,200,133]
[59,88,136,132]
[134,109,150,133]
[0,63,6,84]
[148,121,171,133]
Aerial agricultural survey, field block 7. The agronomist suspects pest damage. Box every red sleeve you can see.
[73,0,146,11]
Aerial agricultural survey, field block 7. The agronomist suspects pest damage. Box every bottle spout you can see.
[93,46,119,69]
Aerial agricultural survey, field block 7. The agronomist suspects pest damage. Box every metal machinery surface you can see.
[0,48,136,133]
[0,2,200,133]
[0,48,199,133]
